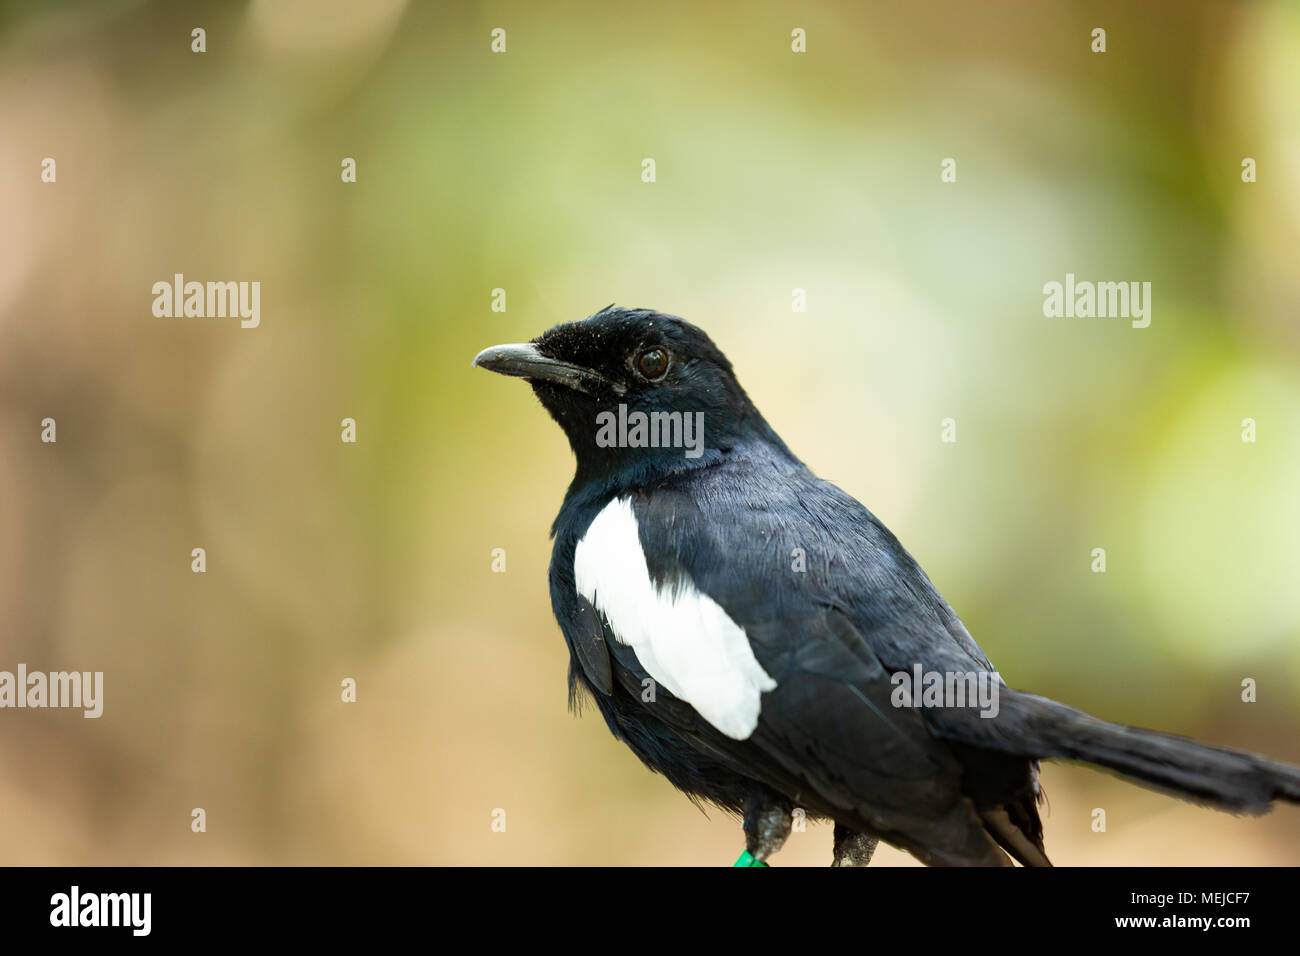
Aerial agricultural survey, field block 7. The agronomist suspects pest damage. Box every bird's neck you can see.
[557,423,801,524]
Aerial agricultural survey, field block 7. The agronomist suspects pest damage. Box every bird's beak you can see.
[472,343,625,395]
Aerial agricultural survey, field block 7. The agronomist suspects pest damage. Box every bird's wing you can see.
[568,465,1023,864]
[569,594,613,696]
[630,461,996,688]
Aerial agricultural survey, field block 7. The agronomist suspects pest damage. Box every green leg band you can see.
[733,850,770,867]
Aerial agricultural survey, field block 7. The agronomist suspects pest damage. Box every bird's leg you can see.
[738,793,792,865]
[831,823,879,867]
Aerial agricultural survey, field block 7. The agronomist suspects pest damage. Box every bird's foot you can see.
[741,793,792,865]
[831,824,879,867]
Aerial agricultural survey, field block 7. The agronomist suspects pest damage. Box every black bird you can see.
[473,305,1300,866]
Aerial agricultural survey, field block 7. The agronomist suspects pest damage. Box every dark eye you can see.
[635,347,670,380]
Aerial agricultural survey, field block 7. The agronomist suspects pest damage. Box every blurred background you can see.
[0,0,1297,865]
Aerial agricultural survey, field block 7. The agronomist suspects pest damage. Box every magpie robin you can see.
[473,305,1300,866]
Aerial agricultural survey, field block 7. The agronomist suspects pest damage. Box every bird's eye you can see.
[635,348,670,380]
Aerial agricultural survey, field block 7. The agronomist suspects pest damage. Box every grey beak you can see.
[472,342,625,395]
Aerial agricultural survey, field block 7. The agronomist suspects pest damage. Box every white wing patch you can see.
[573,497,776,740]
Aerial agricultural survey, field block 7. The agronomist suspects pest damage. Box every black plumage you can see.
[474,305,1300,866]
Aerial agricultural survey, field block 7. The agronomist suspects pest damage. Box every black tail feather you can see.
[938,689,1300,814]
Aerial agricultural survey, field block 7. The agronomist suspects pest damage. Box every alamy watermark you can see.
[1043,273,1151,328]
[50,886,150,936]
[595,404,704,459]
[890,665,1001,718]
[152,273,260,328]
[0,665,103,718]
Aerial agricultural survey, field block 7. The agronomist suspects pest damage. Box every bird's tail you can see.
[939,688,1300,813]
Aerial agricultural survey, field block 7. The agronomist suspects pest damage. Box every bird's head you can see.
[473,305,788,484]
